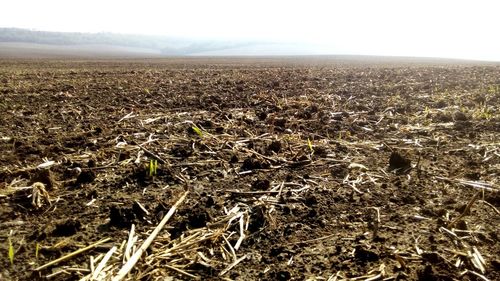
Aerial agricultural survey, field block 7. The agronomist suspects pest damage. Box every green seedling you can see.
[473,106,493,120]
[8,237,14,265]
[307,138,314,154]
[35,242,40,260]
[340,131,351,139]
[487,84,499,94]
[149,159,158,177]
[192,125,203,137]
[424,106,430,116]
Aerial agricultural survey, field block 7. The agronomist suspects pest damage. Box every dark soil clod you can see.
[109,206,136,228]
[76,170,96,184]
[275,270,291,281]
[52,219,81,237]
[199,120,213,128]
[273,118,287,128]
[354,246,379,262]
[267,140,282,154]
[132,201,149,219]
[389,151,412,171]
[31,168,59,190]
[229,154,239,163]
[251,179,270,190]
[257,111,268,121]
[248,205,266,232]
[304,194,318,206]
[241,157,266,171]
[330,164,348,179]
[187,210,210,228]
[453,111,469,121]
[170,145,194,158]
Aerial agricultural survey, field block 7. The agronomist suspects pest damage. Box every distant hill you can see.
[0,28,204,56]
[0,42,167,59]
[0,28,318,58]
[0,28,165,48]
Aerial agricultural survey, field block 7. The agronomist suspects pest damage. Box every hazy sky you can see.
[1,0,499,60]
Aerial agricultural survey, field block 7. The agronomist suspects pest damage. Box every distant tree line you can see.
[0,28,258,55]
[0,28,184,52]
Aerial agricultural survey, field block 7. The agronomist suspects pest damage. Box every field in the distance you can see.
[0,58,499,280]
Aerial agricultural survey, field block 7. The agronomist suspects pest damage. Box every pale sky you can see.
[1,0,499,60]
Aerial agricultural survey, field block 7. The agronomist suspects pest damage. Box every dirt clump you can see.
[30,168,59,190]
[389,151,412,172]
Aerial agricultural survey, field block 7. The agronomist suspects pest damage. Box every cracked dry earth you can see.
[0,58,499,280]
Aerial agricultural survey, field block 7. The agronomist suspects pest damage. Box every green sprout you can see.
[338,132,342,140]
[487,84,499,94]
[191,125,203,137]
[35,242,40,260]
[307,138,314,154]
[424,106,430,115]
[149,159,158,177]
[8,237,14,265]
[473,106,493,120]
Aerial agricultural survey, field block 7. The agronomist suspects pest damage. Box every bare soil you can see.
[0,59,499,281]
